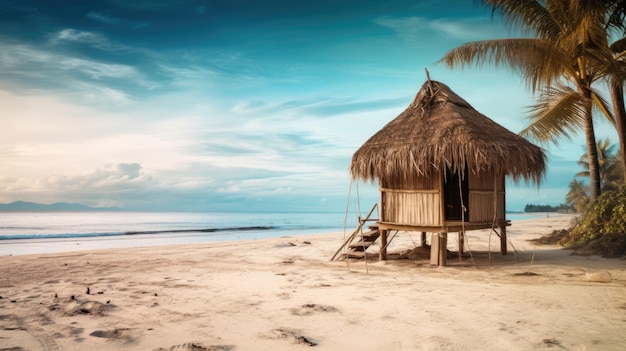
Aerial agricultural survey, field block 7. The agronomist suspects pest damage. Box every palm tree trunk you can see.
[583,90,602,201]
[610,78,626,182]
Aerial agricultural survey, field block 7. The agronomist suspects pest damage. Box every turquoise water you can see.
[0,211,561,256]
[0,211,353,256]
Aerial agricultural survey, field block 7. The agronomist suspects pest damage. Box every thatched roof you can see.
[350,80,546,184]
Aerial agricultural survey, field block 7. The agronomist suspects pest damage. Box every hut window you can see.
[444,166,469,221]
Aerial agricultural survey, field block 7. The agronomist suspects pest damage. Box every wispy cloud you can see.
[58,56,137,79]
[231,95,407,119]
[86,12,122,25]
[49,28,130,52]
[0,37,159,104]
[77,84,133,105]
[108,0,189,10]
[86,11,151,29]
[375,15,504,42]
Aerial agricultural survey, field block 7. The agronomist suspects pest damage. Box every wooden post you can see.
[430,233,439,266]
[379,230,388,261]
[430,232,447,266]
[421,232,427,247]
[438,232,447,266]
[500,225,507,255]
[458,231,464,256]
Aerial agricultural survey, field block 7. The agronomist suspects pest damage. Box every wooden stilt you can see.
[421,232,427,247]
[379,230,388,261]
[430,233,439,266]
[438,232,447,266]
[458,231,464,256]
[431,232,448,266]
[500,225,507,255]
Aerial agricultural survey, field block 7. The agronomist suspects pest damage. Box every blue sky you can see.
[0,0,619,212]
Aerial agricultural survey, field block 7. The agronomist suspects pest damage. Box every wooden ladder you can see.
[330,204,379,261]
[342,226,380,259]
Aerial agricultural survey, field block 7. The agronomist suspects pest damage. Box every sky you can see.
[0,0,619,212]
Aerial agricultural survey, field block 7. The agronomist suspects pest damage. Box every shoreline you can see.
[1,214,625,350]
[1,212,572,257]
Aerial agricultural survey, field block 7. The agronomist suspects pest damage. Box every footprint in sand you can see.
[270,328,318,346]
[89,327,137,343]
[290,303,339,316]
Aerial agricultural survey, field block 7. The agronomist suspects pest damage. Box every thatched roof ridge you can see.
[350,80,546,184]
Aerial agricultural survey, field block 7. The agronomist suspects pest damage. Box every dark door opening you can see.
[444,166,469,221]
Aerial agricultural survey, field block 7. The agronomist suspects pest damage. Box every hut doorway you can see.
[444,167,469,221]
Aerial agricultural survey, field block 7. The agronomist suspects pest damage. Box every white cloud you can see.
[58,57,138,79]
[49,29,128,52]
[86,12,122,25]
[374,15,505,43]
[79,85,133,105]
[0,38,161,105]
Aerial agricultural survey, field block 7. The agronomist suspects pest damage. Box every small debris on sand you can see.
[584,270,612,283]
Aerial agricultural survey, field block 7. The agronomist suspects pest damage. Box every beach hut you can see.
[335,79,546,265]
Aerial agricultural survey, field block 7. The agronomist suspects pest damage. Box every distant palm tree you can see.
[566,179,589,213]
[575,138,623,192]
[605,151,625,190]
[439,0,625,202]
[606,36,626,182]
[602,1,626,182]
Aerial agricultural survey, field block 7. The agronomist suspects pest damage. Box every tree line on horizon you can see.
[523,203,572,213]
[440,0,626,257]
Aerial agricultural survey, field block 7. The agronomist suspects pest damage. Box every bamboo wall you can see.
[379,170,506,226]
[381,172,442,226]
[382,172,439,190]
[381,189,441,225]
[468,172,505,222]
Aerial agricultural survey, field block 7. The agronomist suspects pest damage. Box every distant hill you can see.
[0,201,121,211]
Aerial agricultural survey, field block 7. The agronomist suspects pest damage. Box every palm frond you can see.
[482,0,564,38]
[438,38,570,92]
[520,85,587,143]
[609,36,626,54]
[591,89,615,125]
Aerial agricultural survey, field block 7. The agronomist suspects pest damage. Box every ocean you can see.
[0,211,352,256]
[0,211,552,256]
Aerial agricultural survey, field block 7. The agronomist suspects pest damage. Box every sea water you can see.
[0,211,555,256]
[0,211,352,256]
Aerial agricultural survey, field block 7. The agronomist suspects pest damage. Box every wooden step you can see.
[346,229,380,252]
[349,240,376,249]
[343,251,367,259]
[360,229,379,237]
[348,242,376,251]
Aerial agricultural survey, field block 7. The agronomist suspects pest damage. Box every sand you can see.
[0,215,625,351]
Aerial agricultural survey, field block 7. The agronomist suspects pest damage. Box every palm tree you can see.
[605,150,625,189]
[439,0,621,202]
[566,178,590,213]
[607,37,626,182]
[603,1,626,182]
[575,138,623,191]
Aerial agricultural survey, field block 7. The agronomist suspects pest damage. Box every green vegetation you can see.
[561,141,625,257]
[524,204,556,212]
[524,204,571,213]
[524,204,572,213]
[566,139,624,212]
[561,185,626,257]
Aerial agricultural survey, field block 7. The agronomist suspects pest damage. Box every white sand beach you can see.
[1,214,625,351]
